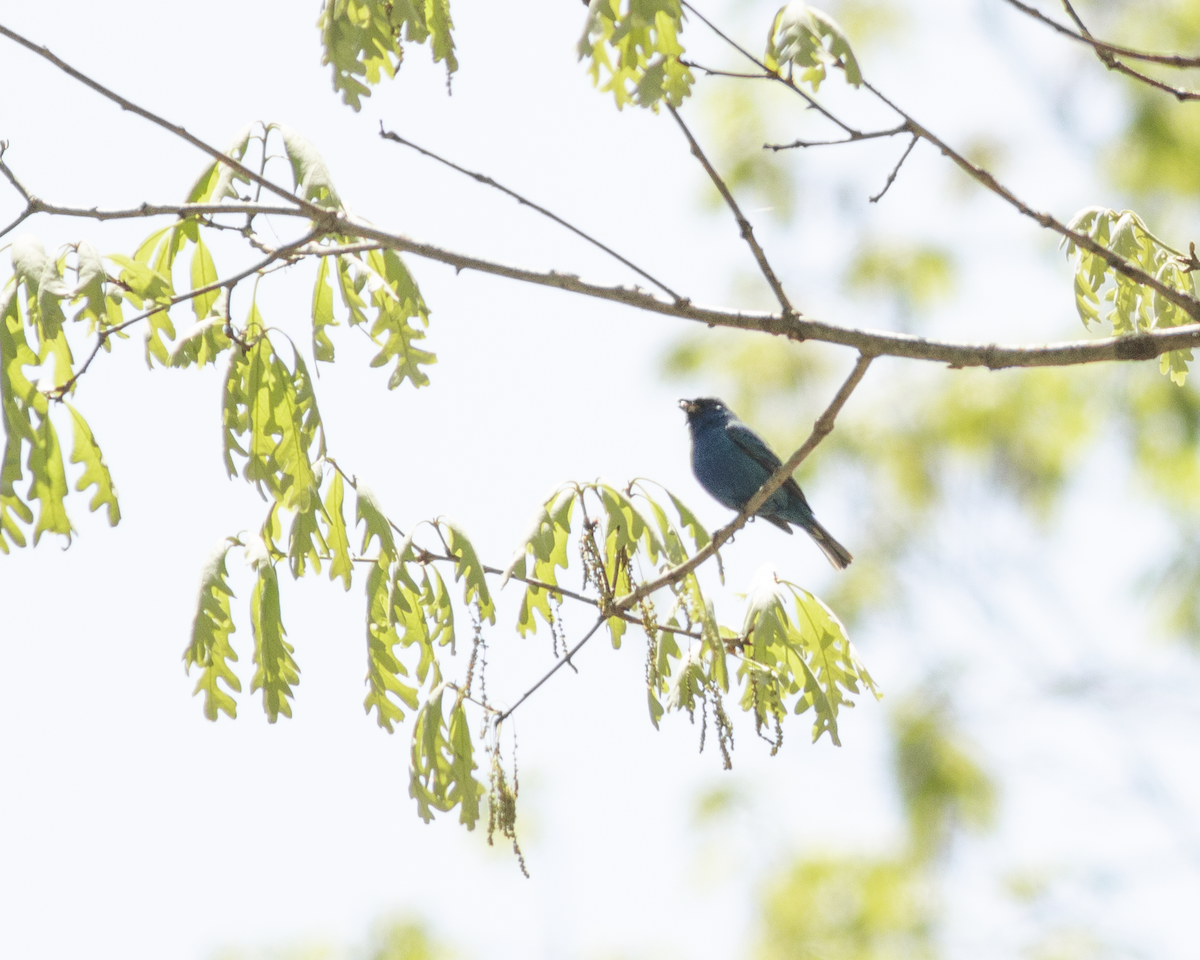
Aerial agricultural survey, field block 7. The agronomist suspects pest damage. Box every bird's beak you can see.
[679,399,698,414]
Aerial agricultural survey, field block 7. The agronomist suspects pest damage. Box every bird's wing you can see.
[725,420,812,507]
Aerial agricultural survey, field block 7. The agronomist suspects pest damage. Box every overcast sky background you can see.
[2,1,1200,958]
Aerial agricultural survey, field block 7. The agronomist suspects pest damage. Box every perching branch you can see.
[378,126,683,302]
[666,104,795,317]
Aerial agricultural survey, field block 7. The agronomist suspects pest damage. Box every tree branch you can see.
[1001,0,1200,68]
[869,134,919,203]
[334,224,1200,369]
[378,126,682,302]
[666,104,796,317]
[51,229,321,398]
[680,2,1200,320]
[1054,0,1200,101]
[495,616,607,723]
[765,124,910,151]
[858,78,1200,318]
[0,23,329,216]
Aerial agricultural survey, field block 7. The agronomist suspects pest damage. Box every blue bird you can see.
[680,397,853,569]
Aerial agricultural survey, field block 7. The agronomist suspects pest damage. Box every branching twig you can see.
[496,616,606,723]
[0,23,333,218]
[1055,0,1200,101]
[681,2,1200,320]
[869,134,919,203]
[666,104,796,317]
[765,124,910,151]
[379,126,682,302]
[1001,0,1200,68]
[680,1,860,137]
[51,229,320,398]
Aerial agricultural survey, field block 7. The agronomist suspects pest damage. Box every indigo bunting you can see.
[680,397,853,569]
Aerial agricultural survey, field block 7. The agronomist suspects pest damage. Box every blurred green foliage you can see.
[750,694,993,960]
[1107,1,1200,202]
[892,696,996,860]
[844,242,955,320]
[758,858,936,960]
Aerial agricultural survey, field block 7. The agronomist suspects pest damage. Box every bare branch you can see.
[0,23,329,216]
[496,616,607,723]
[1055,0,1200,101]
[379,126,682,301]
[614,353,874,612]
[869,134,919,203]
[858,78,1200,319]
[666,104,796,317]
[765,124,910,151]
[332,224,1200,370]
[680,2,1200,319]
[1001,0,1200,68]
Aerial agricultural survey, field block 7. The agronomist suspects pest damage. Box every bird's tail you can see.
[804,518,853,570]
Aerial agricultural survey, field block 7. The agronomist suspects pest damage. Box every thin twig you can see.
[379,127,682,302]
[1056,0,1200,101]
[681,0,1200,318]
[615,354,873,612]
[1001,0,1200,68]
[858,78,1200,319]
[50,230,320,397]
[765,124,910,151]
[869,134,919,203]
[0,23,332,218]
[666,104,796,317]
[681,1,859,137]
[679,57,773,80]
[496,616,606,723]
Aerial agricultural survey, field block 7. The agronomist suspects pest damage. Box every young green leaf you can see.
[579,0,694,110]
[409,685,485,828]
[442,520,495,624]
[365,560,419,732]
[0,492,33,553]
[321,469,353,589]
[318,0,457,112]
[187,124,256,203]
[250,562,299,722]
[354,249,436,390]
[355,481,397,564]
[765,2,862,91]
[273,124,342,210]
[222,331,326,512]
[27,411,72,545]
[65,403,120,526]
[312,255,337,363]
[183,539,241,721]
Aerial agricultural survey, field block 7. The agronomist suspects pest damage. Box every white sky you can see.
[2,1,1199,959]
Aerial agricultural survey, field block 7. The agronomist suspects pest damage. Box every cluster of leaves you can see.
[1065,206,1198,384]
[504,481,879,751]
[578,0,694,110]
[765,1,863,91]
[318,0,456,111]
[1,239,129,550]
